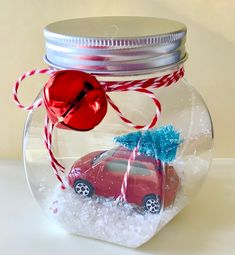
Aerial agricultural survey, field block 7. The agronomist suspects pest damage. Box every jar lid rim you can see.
[44,16,187,74]
[44,16,186,46]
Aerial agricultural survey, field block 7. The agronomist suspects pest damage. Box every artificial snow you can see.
[43,184,186,248]
[41,155,209,248]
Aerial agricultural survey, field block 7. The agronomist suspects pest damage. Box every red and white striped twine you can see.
[44,116,66,189]
[13,69,54,110]
[103,67,184,130]
[13,67,184,192]
[118,146,139,202]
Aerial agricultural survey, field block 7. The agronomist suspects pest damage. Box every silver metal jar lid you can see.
[44,16,187,75]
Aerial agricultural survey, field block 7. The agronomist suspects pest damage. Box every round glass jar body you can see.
[23,66,213,248]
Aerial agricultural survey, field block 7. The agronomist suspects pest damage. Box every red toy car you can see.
[68,146,180,214]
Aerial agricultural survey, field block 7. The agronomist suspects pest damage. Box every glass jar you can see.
[23,17,213,248]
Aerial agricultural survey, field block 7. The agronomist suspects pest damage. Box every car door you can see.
[126,161,156,204]
[102,159,128,198]
[91,149,116,196]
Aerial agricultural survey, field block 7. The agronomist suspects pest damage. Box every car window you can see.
[131,162,151,176]
[93,148,116,165]
[106,160,151,176]
[135,153,161,171]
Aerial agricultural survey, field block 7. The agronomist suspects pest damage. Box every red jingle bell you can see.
[43,70,108,131]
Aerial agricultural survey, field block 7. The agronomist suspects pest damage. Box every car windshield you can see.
[106,160,151,176]
[92,148,116,165]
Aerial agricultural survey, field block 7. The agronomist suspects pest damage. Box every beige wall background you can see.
[0,0,235,159]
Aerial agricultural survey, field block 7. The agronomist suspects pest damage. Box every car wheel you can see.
[143,194,161,214]
[73,179,94,197]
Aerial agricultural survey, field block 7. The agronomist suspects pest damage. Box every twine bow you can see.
[13,67,184,191]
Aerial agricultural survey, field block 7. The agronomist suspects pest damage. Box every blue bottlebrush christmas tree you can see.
[113,125,182,163]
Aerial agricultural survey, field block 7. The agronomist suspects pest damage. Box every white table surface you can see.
[0,159,235,255]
